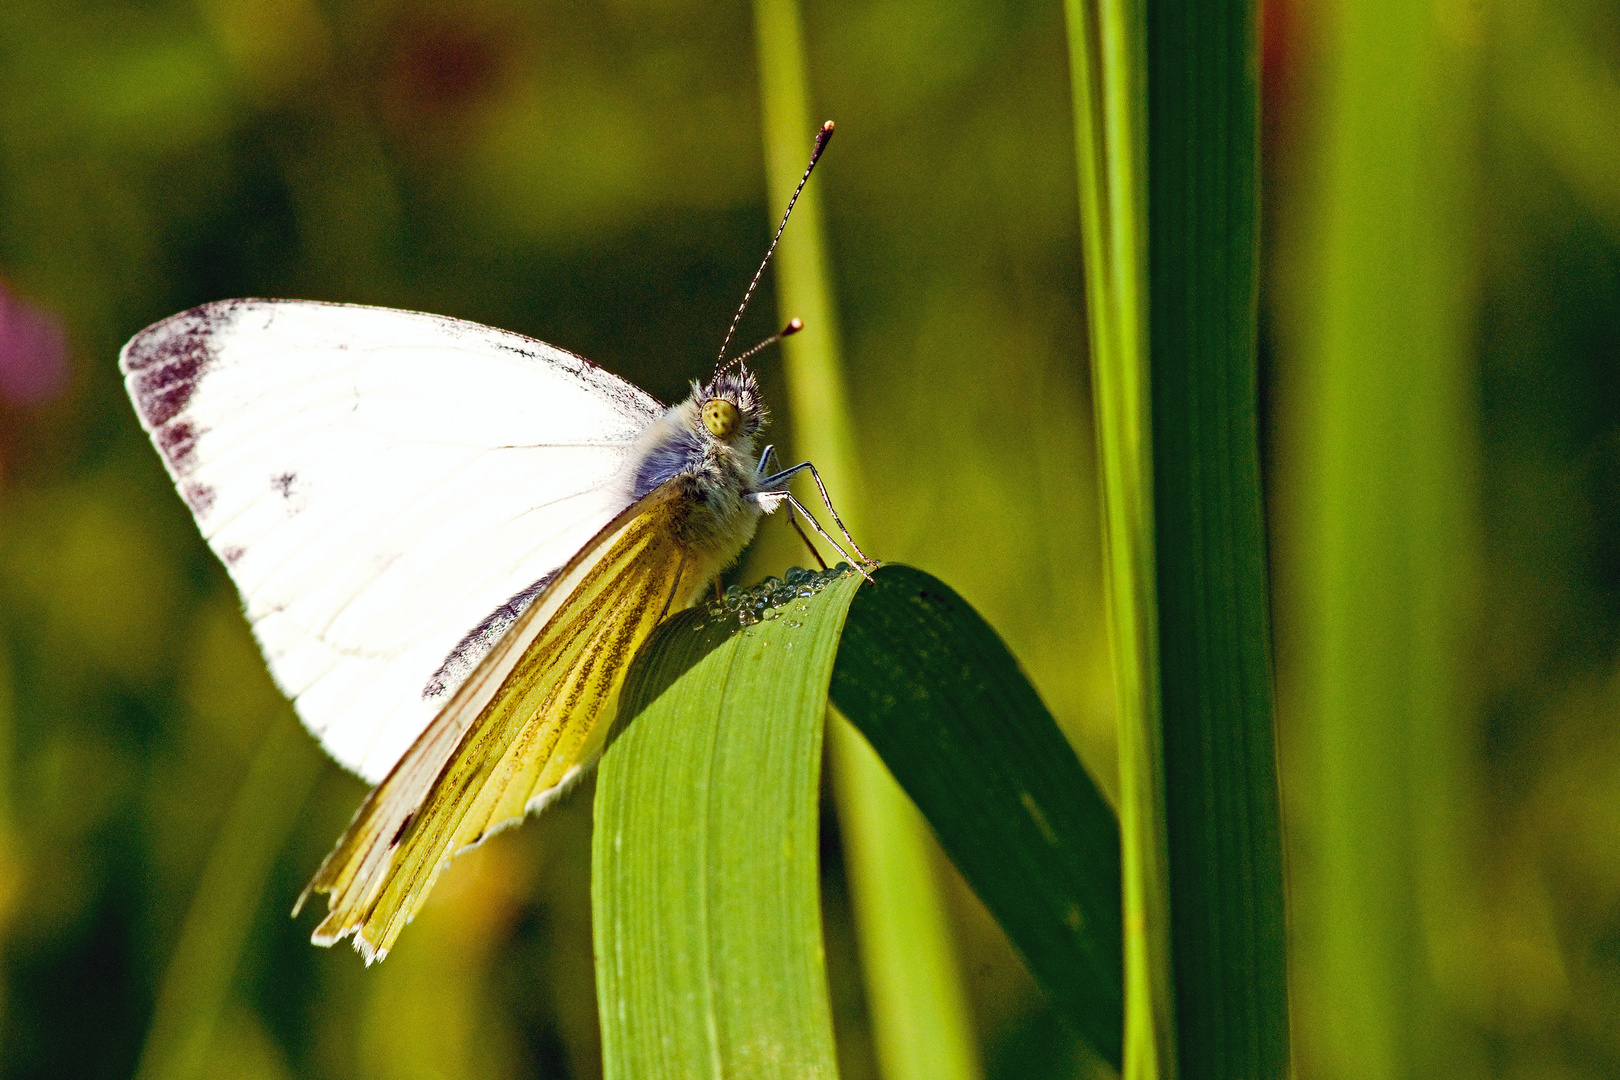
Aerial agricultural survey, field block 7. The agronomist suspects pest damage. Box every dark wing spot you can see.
[222,545,246,566]
[122,301,239,428]
[182,481,216,518]
[154,419,203,474]
[272,472,298,499]
[423,570,558,699]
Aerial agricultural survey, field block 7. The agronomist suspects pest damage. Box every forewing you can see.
[121,299,661,782]
[297,482,708,961]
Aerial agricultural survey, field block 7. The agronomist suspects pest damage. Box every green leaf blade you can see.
[830,565,1125,1068]
[594,568,865,1080]
[1144,0,1289,1076]
[597,563,1126,1073]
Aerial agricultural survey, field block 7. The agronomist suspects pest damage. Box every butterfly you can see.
[119,122,867,962]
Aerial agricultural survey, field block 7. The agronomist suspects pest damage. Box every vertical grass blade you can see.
[1063,0,1174,1076]
[752,3,979,1077]
[132,717,323,1080]
[1290,0,1480,1074]
[751,0,860,492]
[594,569,863,1079]
[1145,0,1289,1076]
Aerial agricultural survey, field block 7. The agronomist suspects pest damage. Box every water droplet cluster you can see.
[706,564,853,626]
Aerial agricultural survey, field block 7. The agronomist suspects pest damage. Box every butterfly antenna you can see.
[713,120,835,379]
[728,318,803,370]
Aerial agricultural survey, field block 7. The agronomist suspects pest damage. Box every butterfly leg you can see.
[758,460,873,568]
[790,510,829,571]
[749,489,873,582]
[755,445,828,571]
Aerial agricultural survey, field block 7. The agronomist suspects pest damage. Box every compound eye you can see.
[702,398,740,439]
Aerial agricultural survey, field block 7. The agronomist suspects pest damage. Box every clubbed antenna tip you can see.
[718,318,805,379]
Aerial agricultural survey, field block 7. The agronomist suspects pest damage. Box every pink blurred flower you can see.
[0,284,68,406]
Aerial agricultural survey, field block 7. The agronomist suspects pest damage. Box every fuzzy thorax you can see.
[621,364,769,565]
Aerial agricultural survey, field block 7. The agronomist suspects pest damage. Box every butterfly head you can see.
[694,365,768,445]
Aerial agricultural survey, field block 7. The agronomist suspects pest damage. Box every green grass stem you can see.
[1062,0,1173,1076]
[752,3,979,1077]
[1290,0,1480,1075]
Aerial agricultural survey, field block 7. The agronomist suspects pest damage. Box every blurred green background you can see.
[0,0,1614,1077]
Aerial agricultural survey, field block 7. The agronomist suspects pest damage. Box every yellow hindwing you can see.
[298,482,715,961]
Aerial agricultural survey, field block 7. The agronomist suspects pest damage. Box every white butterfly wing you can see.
[122,299,662,782]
